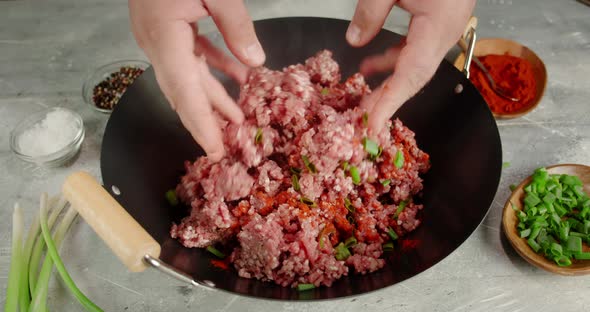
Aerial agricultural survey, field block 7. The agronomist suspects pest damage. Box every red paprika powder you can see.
[469,54,537,115]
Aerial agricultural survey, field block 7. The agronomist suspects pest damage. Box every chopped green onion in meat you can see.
[349,166,360,185]
[206,246,226,259]
[362,137,380,157]
[362,112,368,127]
[297,283,316,292]
[292,174,301,192]
[394,150,404,169]
[302,155,318,174]
[165,189,178,207]
[334,242,351,261]
[254,128,263,144]
[387,227,398,241]
[381,179,391,187]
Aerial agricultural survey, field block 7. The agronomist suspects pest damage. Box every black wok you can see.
[99,17,502,300]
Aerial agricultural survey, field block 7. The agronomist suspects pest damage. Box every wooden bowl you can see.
[454,38,547,119]
[502,164,590,275]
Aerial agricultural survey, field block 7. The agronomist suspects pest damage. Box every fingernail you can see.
[346,24,361,45]
[244,42,265,66]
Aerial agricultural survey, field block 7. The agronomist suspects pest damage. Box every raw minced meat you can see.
[171,50,430,288]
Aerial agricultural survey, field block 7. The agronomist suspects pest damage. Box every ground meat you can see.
[171,50,431,288]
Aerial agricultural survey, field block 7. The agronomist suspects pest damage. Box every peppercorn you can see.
[92,66,144,110]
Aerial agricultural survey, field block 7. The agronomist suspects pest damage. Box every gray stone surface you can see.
[1,0,589,311]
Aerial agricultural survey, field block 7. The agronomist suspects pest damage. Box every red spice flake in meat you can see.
[401,239,420,250]
[210,259,230,270]
[253,191,275,216]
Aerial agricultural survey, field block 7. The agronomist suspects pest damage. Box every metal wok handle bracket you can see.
[143,254,215,290]
[458,16,478,78]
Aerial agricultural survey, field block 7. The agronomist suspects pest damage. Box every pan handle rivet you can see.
[454,83,464,94]
[111,185,121,195]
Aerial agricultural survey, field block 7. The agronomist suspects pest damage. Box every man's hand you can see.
[346,0,475,132]
[129,0,265,161]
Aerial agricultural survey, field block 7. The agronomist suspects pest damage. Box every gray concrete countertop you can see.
[1,0,589,311]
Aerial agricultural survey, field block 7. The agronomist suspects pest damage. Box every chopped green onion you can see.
[362,137,380,157]
[341,161,350,171]
[165,189,178,207]
[297,283,316,291]
[334,242,351,261]
[302,155,318,174]
[290,167,302,175]
[382,241,394,252]
[519,228,531,238]
[380,179,391,187]
[387,227,398,241]
[394,200,408,219]
[527,238,541,253]
[362,112,368,127]
[349,166,361,185]
[344,198,355,214]
[300,197,316,207]
[502,162,511,169]
[321,88,330,96]
[573,252,590,260]
[254,128,263,144]
[344,236,357,248]
[292,174,301,192]
[206,246,226,259]
[394,150,404,169]
[524,193,541,207]
[566,235,582,253]
[555,255,572,267]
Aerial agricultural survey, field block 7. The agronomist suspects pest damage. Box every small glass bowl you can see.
[10,107,85,167]
[82,60,150,114]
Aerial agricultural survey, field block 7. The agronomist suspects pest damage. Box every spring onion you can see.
[292,174,301,192]
[394,200,408,219]
[344,197,355,214]
[341,161,350,171]
[165,189,178,206]
[297,283,316,291]
[302,155,318,174]
[362,137,380,157]
[254,128,263,144]
[4,204,23,312]
[334,242,351,261]
[206,246,226,259]
[515,167,590,267]
[502,162,511,169]
[349,166,360,185]
[382,241,395,252]
[387,227,398,241]
[29,196,67,294]
[380,179,391,187]
[39,193,103,312]
[321,88,330,96]
[362,112,368,127]
[300,197,316,207]
[290,167,302,175]
[394,150,404,169]
[344,236,357,248]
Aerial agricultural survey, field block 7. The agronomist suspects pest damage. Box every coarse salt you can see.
[18,108,80,157]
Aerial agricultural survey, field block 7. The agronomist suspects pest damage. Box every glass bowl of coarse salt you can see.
[10,107,85,167]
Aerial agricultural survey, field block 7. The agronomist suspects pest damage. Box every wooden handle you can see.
[62,171,161,272]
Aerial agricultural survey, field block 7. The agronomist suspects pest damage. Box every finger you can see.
[204,0,265,67]
[347,0,397,47]
[197,61,245,125]
[359,44,403,76]
[368,16,443,132]
[148,22,225,161]
[194,34,249,84]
